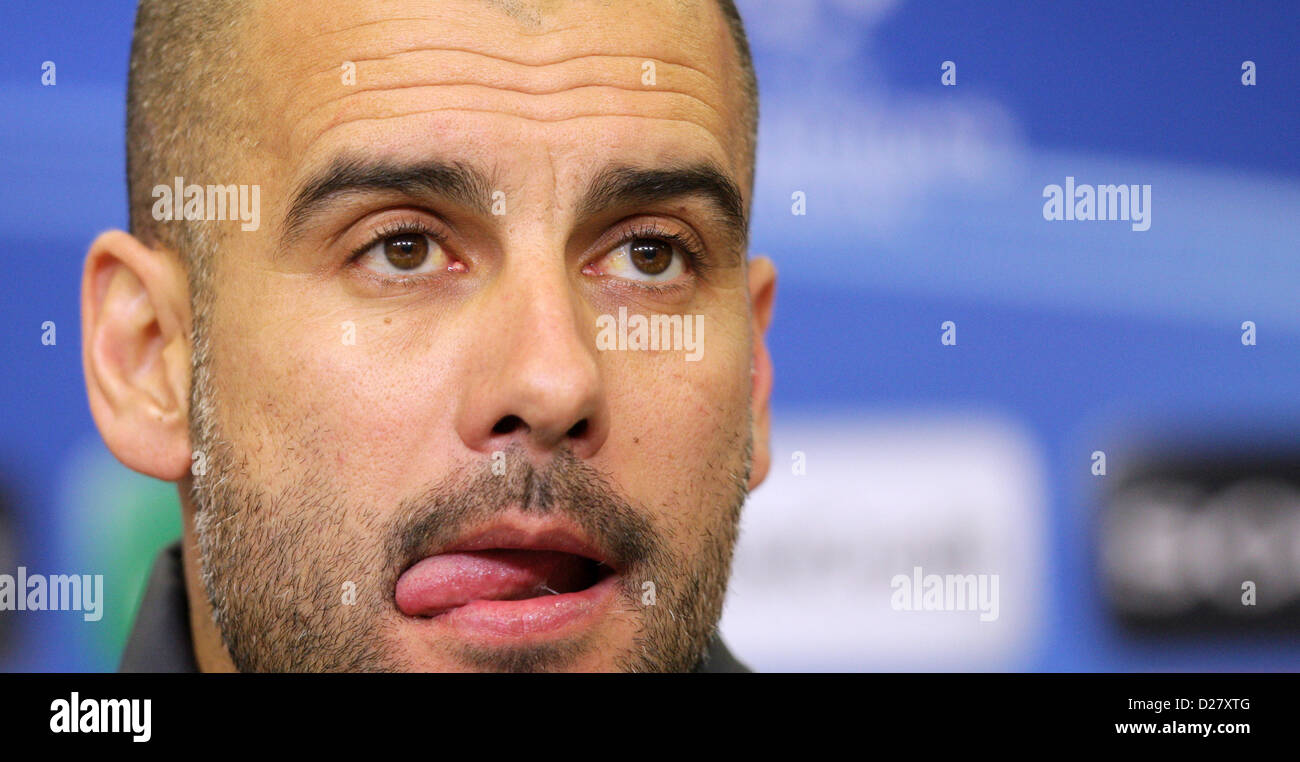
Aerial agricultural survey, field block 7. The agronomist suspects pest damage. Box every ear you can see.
[81,230,193,481]
[746,256,776,491]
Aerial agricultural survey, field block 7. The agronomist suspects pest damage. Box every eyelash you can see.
[344,217,709,293]
[347,219,446,264]
[345,219,449,291]
[615,220,710,281]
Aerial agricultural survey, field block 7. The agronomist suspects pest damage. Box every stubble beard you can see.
[185,320,752,672]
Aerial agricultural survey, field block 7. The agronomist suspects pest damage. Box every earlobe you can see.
[81,230,193,481]
[746,256,776,491]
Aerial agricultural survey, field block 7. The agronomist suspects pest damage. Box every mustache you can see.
[383,446,665,581]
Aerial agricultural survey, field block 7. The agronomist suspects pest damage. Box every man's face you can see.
[191,0,766,671]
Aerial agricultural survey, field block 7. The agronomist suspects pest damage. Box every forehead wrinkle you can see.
[294,50,725,132]
[327,45,720,82]
[294,43,727,136]
[303,109,725,164]
[289,41,733,160]
[296,50,721,125]
[303,81,722,129]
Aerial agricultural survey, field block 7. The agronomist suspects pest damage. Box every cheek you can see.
[600,314,752,532]
[213,295,458,501]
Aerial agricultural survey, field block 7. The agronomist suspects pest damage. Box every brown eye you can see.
[383,233,429,270]
[629,238,673,275]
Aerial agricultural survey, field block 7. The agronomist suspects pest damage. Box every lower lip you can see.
[407,573,622,642]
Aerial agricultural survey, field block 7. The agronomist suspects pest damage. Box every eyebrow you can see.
[279,156,749,258]
[280,155,495,249]
[579,163,749,256]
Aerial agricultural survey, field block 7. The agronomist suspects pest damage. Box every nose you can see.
[455,262,609,462]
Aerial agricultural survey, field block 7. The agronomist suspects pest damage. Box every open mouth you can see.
[393,526,623,640]
[395,548,616,618]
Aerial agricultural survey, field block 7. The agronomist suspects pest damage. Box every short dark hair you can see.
[126,0,246,304]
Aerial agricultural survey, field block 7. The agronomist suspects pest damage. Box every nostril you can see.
[493,415,525,435]
[566,419,588,439]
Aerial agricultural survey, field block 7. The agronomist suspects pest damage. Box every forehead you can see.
[243,0,746,204]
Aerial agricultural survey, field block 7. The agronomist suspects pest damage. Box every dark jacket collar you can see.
[120,541,750,673]
[119,541,199,672]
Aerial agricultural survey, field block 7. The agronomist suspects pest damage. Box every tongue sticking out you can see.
[395,549,599,617]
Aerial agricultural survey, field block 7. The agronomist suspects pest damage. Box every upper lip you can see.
[418,519,618,573]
